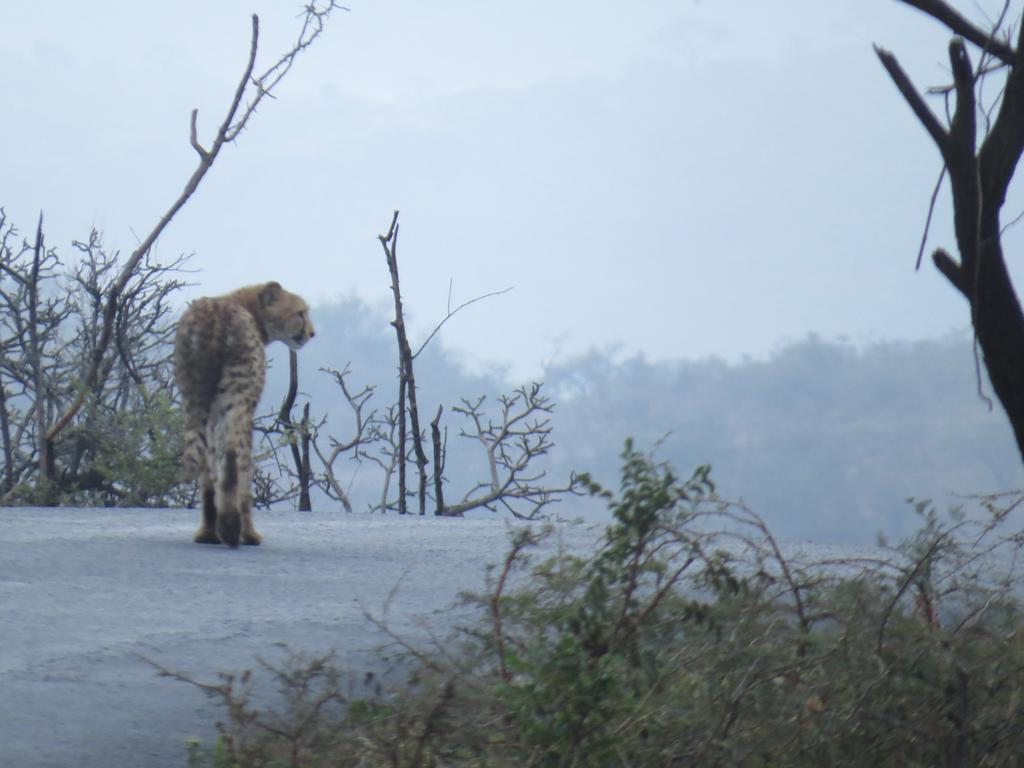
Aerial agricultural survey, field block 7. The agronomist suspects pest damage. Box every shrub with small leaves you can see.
[175,442,1024,767]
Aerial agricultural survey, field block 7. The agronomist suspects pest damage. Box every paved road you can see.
[0,507,597,768]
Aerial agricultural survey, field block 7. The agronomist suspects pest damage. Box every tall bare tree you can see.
[46,3,343,450]
[378,211,430,514]
[876,1,1024,462]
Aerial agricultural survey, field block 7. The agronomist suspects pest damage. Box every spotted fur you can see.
[174,282,314,547]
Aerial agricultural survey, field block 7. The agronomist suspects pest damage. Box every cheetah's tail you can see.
[216,449,241,548]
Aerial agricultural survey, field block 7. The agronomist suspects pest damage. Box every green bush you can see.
[82,390,190,506]
[179,442,1024,767]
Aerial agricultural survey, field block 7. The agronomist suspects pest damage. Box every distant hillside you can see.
[543,336,1021,543]
[273,299,1021,545]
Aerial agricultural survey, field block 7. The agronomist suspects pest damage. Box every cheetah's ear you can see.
[259,281,283,307]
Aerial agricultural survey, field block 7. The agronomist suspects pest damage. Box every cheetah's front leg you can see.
[241,507,262,546]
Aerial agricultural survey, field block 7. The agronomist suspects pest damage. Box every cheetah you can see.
[173,281,314,547]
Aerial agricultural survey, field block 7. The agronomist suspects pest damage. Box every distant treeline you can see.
[286,299,1021,544]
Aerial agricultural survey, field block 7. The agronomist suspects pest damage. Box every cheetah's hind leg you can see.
[190,435,220,544]
[214,449,242,548]
[194,486,221,544]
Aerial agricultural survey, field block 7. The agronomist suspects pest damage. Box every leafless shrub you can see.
[318,210,578,520]
[446,383,580,518]
[0,213,192,504]
[311,364,382,513]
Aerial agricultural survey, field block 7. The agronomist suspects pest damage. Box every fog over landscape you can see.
[7,1,1024,377]
[9,4,1024,764]
[2,0,1024,545]
[266,299,1022,546]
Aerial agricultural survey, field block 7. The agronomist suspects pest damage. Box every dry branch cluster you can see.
[0,212,189,504]
[252,213,577,519]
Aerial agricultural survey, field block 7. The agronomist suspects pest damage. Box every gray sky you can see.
[3,1,1024,380]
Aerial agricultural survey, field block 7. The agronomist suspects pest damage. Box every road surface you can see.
[0,507,597,767]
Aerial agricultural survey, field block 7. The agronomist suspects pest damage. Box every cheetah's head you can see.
[258,281,315,350]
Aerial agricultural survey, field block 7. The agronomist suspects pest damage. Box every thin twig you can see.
[916,165,947,271]
[413,285,514,359]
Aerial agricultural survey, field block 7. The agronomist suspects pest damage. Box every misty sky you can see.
[4,1,1024,380]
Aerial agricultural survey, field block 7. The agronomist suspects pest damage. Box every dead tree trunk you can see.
[877,3,1024,463]
[0,377,13,494]
[279,348,312,511]
[379,211,430,515]
[27,213,54,491]
[300,401,312,511]
[431,404,445,515]
[398,374,408,514]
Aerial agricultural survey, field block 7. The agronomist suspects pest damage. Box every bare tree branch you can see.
[916,165,947,271]
[413,282,514,359]
[898,0,1016,63]
[874,45,951,157]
